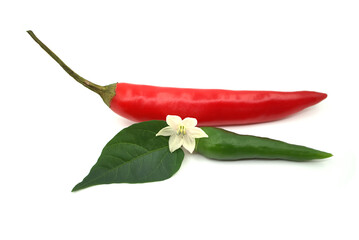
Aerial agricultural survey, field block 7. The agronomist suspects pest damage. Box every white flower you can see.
[156,115,208,153]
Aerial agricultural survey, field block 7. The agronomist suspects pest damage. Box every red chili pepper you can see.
[28,31,327,126]
[111,84,326,126]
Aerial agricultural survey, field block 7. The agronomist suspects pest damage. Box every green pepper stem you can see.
[27,30,111,100]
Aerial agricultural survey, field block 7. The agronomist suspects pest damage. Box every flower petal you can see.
[183,135,195,153]
[169,135,184,153]
[166,115,182,129]
[187,127,208,138]
[156,126,175,136]
[182,117,197,128]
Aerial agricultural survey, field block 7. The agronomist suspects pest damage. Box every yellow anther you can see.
[177,125,186,135]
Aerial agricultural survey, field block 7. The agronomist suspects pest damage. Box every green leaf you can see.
[72,120,184,192]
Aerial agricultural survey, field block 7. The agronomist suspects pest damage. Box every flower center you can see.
[177,125,186,136]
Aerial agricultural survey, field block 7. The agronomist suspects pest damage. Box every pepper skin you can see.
[196,127,332,161]
[28,31,327,126]
[110,83,326,126]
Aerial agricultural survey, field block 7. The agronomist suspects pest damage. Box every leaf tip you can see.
[71,183,83,192]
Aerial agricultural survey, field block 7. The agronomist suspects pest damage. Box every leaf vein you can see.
[141,150,169,181]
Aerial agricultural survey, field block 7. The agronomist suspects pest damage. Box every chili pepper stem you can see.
[27,30,116,107]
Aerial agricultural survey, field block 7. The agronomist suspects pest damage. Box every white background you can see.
[1,1,358,239]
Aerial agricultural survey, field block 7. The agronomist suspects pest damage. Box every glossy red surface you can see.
[110,83,327,126]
